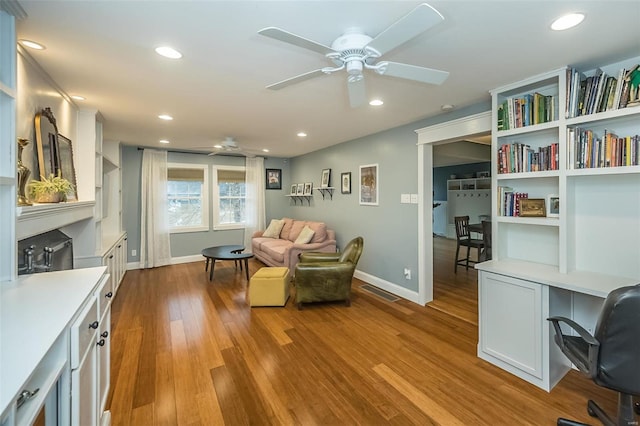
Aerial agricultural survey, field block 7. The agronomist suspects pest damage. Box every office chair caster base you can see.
[557,418,589,426]
[634,401,639,415]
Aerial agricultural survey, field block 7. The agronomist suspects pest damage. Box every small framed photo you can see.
[296,183,304,195]
[341,172,351,194]
[519,198,546,217]
[547,194,559,217]
[290,184,297,195]
[303,182,313,195]
[321,168,331,188]
[266,168,282,190]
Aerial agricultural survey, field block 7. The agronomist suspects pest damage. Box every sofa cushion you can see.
[306,222,327,243]
[279,217,294,240]
[263,219,285,238]
[288,220,307,242]
[261,240,290,263]
[294,225,315,244]
[252,237,275,251]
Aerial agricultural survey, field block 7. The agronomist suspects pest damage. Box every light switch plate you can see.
[400,193,411,204]
[410,194,418,204]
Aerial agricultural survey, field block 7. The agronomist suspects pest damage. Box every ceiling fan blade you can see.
[347,76,366,108]
[366,3,444,56]
[266,69,326,90]
[258,27,336,56]
[378,61,449,85]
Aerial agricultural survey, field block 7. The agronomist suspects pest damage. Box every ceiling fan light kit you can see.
[258,3,449,108]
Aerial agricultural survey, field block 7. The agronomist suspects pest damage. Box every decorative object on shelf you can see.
[290,184,297,195]
[477,171,490,178]
[321,168,331,188]
[547,195,559,217]
[55,134,78,201]
[17,137,32,206]
[34,107,58,180]
[341,172,351,194]
[359,164,378,206]
[519,198,546,217]
[303,182,313,195]
[296,183,304,195]
[28,172,75,203]
[266,168,282,190]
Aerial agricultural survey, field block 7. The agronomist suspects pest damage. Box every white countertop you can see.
[476,259,638,298]
[0,267,107,415]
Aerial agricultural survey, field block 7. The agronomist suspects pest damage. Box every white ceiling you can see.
[15,1,640,158]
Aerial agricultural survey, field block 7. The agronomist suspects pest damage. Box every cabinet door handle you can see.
[89,321,99,330]
[97,339,106,347]
[117,245,121,248]
[106,291,113,298]
[16,388,39,409]
[124,238,128,241]
[109,255,114,259]
[101,331,109,338]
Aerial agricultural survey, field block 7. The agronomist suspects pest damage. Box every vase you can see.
[17,138,32,206]
[33,192,64,203]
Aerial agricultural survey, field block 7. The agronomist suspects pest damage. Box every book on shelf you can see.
[498,186,528,217]
[497,93,557,131]
[567,127,640,169]
[498,142,559,173]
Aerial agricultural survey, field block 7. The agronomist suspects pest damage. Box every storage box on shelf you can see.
[479,57,640,393]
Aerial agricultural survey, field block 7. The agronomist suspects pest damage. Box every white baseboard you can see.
[353,270,421,305]
[126,254,204,270]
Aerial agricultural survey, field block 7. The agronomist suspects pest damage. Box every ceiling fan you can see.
[194,137,260,157]
[258,3,449,108]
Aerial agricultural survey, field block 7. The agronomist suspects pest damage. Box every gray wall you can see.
[121,147,290,262]
[122,101,490,292]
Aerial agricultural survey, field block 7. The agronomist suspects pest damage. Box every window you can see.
[212,166,246,230]
[167,163,209,233]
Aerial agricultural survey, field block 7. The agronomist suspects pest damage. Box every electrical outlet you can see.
[403,268,411,280]
[131,249,137,256]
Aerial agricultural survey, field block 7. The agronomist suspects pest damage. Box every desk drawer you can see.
[95,274,112,319]
[70,298,98,369]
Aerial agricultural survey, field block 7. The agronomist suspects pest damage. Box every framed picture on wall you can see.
[290,184,297,195]
[359,164,378,206]
[266,168,282,190]
[296,183,304,195]
[321,168,331,188]
[303,182,313,195]
[55,134,78,201]
[341,172,351,194]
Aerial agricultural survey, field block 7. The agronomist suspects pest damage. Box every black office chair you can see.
[454,215,484,273]
[548,284,640,426]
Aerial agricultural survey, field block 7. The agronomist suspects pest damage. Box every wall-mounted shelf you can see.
[314,187,335,200]
[286,194,312,206]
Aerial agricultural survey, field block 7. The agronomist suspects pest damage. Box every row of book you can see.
[567,128,640,169]
[497,93,558,131]
[497,143,559,174]
[566,64,640,119]
[498,186,528,217]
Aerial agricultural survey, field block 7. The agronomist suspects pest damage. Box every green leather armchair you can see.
[294,236,364,309]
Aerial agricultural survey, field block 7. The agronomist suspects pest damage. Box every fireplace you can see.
[18,229,73,275]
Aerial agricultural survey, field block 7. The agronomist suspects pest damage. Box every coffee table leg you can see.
[244,258,249,281]
[209,259,215,281]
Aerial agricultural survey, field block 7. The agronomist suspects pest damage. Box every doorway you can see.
[415,111,491,307]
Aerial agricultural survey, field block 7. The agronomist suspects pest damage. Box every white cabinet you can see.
[70,297,98,426]
[446,178,491,238]
[478,55,640,392]
[102,233,127,297]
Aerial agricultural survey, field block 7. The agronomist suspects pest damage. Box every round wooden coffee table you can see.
[201,245,253,281]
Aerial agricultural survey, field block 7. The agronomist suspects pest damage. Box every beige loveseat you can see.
[252,218,336,271]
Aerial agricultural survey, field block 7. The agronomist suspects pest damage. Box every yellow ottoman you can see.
[249,267,290,307]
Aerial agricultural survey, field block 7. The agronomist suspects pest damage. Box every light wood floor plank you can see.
[106,243,619,425]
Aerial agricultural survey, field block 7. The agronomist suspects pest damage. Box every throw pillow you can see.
[294,225,315,244]
[262,219,285,238]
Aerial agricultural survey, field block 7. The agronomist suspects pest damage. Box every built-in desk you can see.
[475,259,638,391]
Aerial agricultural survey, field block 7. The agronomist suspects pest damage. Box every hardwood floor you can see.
[107,247,618,425]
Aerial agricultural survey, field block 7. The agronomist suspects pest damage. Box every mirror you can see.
[34,107,58,179]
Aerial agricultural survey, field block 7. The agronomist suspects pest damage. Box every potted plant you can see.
[28,173,75,203]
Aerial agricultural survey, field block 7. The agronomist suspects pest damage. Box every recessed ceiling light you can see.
[441,104,455,111]
[158,114,173,121]
[155,46,182,59]
[551,13,585,31]
[297,132,307,137]
[159,139,170,144]
[19,39,46,50]
[262,149,270,153]
[369,99,384,106]
[71,95,85,101]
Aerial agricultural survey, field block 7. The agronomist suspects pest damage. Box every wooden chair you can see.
[479,220,492,262]
[454,216,484,273]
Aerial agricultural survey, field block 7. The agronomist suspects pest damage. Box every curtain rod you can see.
[136,146,211,155]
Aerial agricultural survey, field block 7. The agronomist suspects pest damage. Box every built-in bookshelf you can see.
[490,56,640,280]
